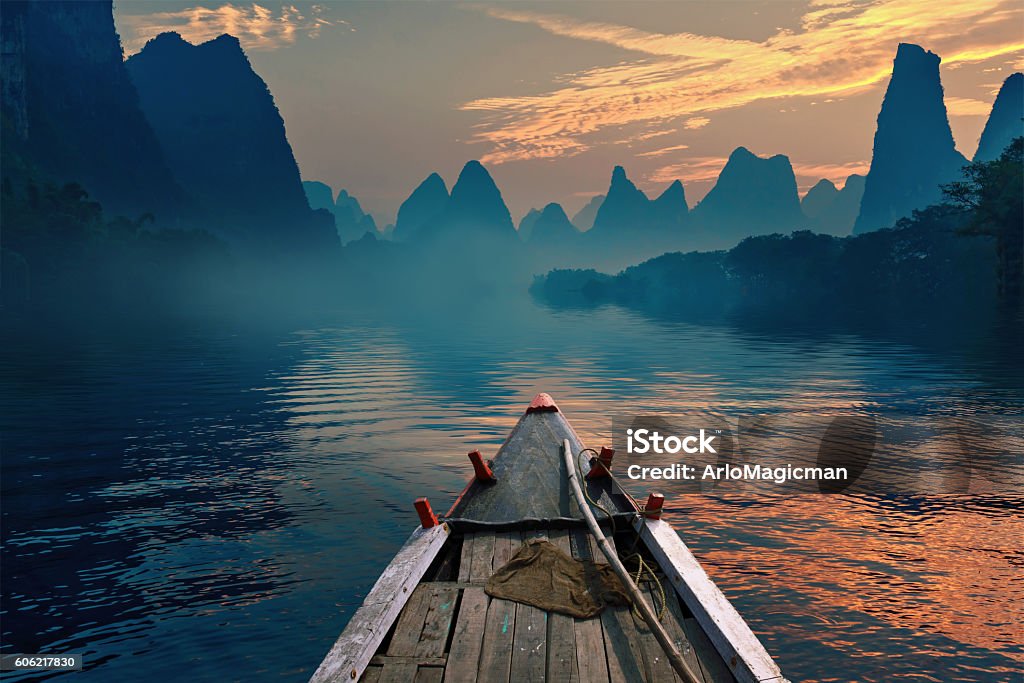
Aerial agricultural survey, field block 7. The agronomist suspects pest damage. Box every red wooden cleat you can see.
[644,493,665,520]
[585,446,615,479]
[468,450,497,484]
[414,497,439,528]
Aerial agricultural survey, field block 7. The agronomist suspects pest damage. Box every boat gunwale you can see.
[308,523,450,683]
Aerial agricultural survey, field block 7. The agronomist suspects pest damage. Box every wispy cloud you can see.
[463,0,1024,164]
[119,3,346,54]
[945,96,995,116]
[649,157,730,186]
[636,144,690,158]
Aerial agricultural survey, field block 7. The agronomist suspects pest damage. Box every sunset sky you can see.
[113,0,1024,224]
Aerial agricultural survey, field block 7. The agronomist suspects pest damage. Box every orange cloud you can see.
[946,95,996,116]
[636,144,691,158]
[119,3,345,54]
[463,0,1024,164]
[648,157,729,186]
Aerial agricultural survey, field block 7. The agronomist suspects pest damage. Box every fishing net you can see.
[484,538,631,618]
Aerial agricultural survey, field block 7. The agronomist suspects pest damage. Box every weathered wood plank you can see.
[369,655,446,667]
[443,588,488,683]
[360,665,382,683]
[479,593,516,683]
[681,614,732,683]
[630,581,679,683]
[585,533,646,682]
[547,604,578,682]
[432,542,460,582]
[459,533,477,583]
[408,580,481,589]
[601,599,648,682]
[311,524,450,683]
[635,584,685,683]
[417,586,459,658]
[510,531,549,681]
[479,532,520,683]
[470,532,497,582]
[568,529,610,683]
[659,590,710,683]
[491,531,513,572]
[635,518,785,683]
[546,530,579,683]
[413,666,444,683]
[378,660,418,683]
[572,615,607,683]
[387,585,433,656]
[510,590,547,681]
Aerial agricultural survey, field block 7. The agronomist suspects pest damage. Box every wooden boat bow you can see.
[309,394,788,683]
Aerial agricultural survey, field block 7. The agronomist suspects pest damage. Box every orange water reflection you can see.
[666,494,1023,671]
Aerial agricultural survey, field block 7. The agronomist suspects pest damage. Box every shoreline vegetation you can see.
[532,140,1023,328]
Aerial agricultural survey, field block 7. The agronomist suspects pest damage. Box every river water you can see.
[2,294,1021,682]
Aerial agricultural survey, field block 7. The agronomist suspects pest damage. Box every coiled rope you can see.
[575,448,668,621]
[564,440,701,683]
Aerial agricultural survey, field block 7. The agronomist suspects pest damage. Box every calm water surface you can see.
[2,295,1022,682]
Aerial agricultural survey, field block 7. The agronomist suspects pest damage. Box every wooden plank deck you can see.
[635,518,783,683]
[357,529,736,683]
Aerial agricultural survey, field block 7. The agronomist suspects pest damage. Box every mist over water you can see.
[1,292,1021,683]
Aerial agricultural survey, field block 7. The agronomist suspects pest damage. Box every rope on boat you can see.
[576,448,668,621]
[563,439,703,683]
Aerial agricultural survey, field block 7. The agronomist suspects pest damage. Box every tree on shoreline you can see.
[944,137,1023,306]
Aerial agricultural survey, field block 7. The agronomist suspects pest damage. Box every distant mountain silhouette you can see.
[974,72,1023,162]
[0,0,182,219]
[801,179,840,218]
[302,181,379,244]
[126,32,336,252]
[854,43,967,234]
[571,194,604,231]
[334,189,378,244]
[690,147,803,245]
[802,175,865,236]
[302,181,335,212]
[420,161,517,243]
[651,180,688,226]
[393,172,448,242]
[588,166,652,241]
[518,208,542,242]
[528,203,580,246]
[569,167,694,268]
